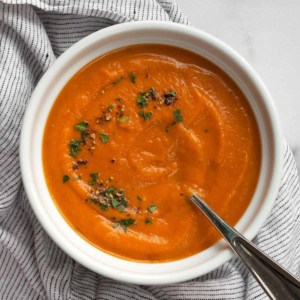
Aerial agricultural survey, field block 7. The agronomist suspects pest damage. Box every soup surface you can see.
[43,45,261,262]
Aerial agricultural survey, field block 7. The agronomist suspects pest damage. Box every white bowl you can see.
[20,21,283,285]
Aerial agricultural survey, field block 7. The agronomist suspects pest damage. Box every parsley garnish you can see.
[173,109,183,123]
[100,202,109,211]
[137,94,148,108]
[138,111,153,120]
[74,121,88,131]
[113,218,136,232]
[112,76,124,85]
[62,175,69,183]
[69,140,81,157]
[88,173,98,185]
[129,72,136,84]
[145,218,152,225]
[111,198,120,208]
[89,197,109,211]
[116,116,130,123]
[99,133,109,143]
[107,104,114,111]
[147,203,157,213]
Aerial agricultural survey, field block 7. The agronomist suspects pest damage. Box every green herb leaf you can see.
[100,202,109,211]
[138,110,153,120]
[145,218,152,225]
[88,181,97,186]
[62,175,70,183]
[107,104,114,111]
[112,218,135,232]
[129,72,136,84]
[173,109,183,123]
[116,116,130,123]
[147,203,157,213]
[74,121,88,131]
[137,94,148,108]
[111,198,121,208]
[90,173,99,180]
[100,133,109,143]
[69,140,81,157]
[121,218,135,232]
[89,197,98,204]
[88,173,98,185]
[112,76,124,85]
[113,222,120,228]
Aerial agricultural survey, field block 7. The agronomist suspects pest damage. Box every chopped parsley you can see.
[147,203,157,213]
[136,88,156,108]
[173,109,183,123]
[129,72,136,84]
[100,202,109,211]
[116,116,130,123]
[74,121,88,131]
[137,94,148,108]
[107,104,114,111]
[89,197,109,211]
[145,218,152,225]
[62,175,70,183]
[113,218,136,232]
[99,133,109,143]
[112,76,124,85]
[88,173,98,185]
[138,110,153,120]
[69,140,81,157]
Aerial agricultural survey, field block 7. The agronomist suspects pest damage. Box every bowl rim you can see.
[20,21,284,285]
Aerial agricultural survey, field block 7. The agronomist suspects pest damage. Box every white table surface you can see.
[177,0,300,169]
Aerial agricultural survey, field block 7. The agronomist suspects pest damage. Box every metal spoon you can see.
[190,193,300,299]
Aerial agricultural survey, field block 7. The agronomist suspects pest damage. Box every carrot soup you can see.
[43,45,261,262]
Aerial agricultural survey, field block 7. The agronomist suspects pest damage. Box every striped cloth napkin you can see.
[1,1,299,299]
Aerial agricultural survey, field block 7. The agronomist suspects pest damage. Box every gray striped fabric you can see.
[0,1,299,299]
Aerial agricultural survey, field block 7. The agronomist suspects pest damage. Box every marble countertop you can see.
[177,0,300,169]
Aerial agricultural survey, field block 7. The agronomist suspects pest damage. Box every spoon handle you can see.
[190,194,300,300]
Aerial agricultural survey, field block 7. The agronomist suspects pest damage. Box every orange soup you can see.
[43,45,261,262]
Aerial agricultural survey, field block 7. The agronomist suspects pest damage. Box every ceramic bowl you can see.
[20,21,283,285]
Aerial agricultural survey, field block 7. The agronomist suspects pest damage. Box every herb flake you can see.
[62,175,70,183]
[147,203,157,213]
[129,72,136,84]
[100,133,109,143]
[145,218,152,225]
[69,140,81,157]
[112,76,124,85]
[173,109,183,123]
[138,110,153,120]
[74,121,89,131]
[113,218,136,232]
[137,94,148,108]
